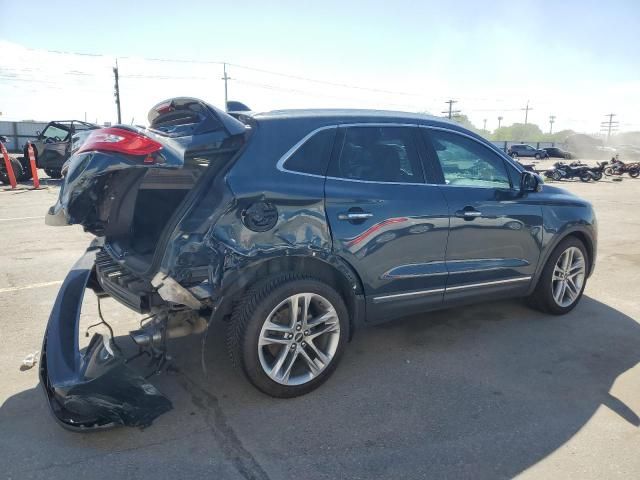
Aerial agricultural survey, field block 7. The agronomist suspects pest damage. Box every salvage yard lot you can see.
[1,172,640,479]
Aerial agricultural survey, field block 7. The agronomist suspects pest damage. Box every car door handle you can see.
[455,208,482,219]
[338,212,373,221]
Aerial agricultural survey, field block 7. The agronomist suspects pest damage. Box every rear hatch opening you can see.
[47,97,250,309]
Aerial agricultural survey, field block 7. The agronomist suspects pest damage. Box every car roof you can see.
[251,108,454,126]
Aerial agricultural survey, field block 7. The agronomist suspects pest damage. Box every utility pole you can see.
[522,100,532,125]
[483,118,487,131]
[221,63,230,111]
[549,115,556,134]
[600,113,619,141]
[113,59,122,124]
[497,116,503,129]
[442,99,460,119]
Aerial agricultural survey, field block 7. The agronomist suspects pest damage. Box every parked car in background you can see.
[543,147,574,159]
[24,120,98,178]
[42,98,597,430]
[507,144,548,159]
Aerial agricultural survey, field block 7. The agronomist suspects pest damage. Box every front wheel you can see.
[579,172,591,182]
[228,274,349,397]
[592,171,603,181]
[629,168,639,178]
[527,237,588,314]
[551,170,562,181]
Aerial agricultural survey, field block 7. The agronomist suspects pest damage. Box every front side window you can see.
[329,126,424,183]
[427,130,511,188]
[284,127,336,176]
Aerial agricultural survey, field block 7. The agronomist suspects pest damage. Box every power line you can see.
[113,59,121,124]
[522,100,532,125]
[222,63,231,111]
[600,113,619,141]
[227,63,423,97]
[441,99,460,119]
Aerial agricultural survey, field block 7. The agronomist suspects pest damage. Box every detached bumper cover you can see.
[39,245,172,431]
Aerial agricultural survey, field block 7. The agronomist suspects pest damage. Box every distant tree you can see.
[451,114,491,139]
[492,123,544,142]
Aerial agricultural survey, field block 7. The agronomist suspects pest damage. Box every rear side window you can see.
[329,126,424,183]
[284,127,336,176]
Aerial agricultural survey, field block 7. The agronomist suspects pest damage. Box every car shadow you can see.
[1,295,639,479]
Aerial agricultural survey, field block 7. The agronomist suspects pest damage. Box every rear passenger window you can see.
[329,126,424,183]
[284,128,336,176]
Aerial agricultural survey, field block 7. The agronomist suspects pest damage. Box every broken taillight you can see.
[77,127,162,156]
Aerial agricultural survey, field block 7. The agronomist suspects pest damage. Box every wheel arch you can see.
[216,253,366,338]
[529,228,596,294]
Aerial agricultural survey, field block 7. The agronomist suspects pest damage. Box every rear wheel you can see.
[527,237,588,315]
[551,170,562,181]
[228,274,349,397]
[18,156,32,180]
[579,172,591,182]
[1,157,24,183]
[44,168,62,179]
[603,166,614,176]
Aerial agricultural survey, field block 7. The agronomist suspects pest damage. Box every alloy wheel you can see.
[258,293,340,386]
[551,246,586,307]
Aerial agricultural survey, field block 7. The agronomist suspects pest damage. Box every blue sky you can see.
[1,0,639,132]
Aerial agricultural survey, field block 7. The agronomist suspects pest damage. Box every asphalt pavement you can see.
[1,171,639,479]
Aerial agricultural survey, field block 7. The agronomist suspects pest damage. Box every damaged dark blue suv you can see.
[42,98,597,430]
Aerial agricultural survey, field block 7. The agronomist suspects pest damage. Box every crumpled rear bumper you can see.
[39,245,172,431]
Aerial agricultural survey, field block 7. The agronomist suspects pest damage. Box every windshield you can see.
[41,124,70,141]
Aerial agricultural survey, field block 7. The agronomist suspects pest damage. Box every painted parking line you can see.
[0,280,62,294]
[0,216,43,221]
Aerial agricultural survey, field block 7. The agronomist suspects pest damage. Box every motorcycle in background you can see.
[544,161,595,182]
[604,158,640,178]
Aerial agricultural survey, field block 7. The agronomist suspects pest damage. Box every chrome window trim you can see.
[277,122,429,185]
[275,121,524,188]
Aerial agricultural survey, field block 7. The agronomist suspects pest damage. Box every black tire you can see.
[603,166,614,176]
[592,171,603,181]
[551,170,562,181]
[579,172,591,182]
[1,157,24,183]
[535,153,541,160]
[629,168,639,178]
[18,156,32,180]
[227,274,349,398]
[45,168,62,179]
[527,237,589,315]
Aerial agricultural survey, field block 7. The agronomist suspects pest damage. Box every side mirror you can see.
[36,130,41,136]
[520,171,542,193]
[0,135,7,143]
